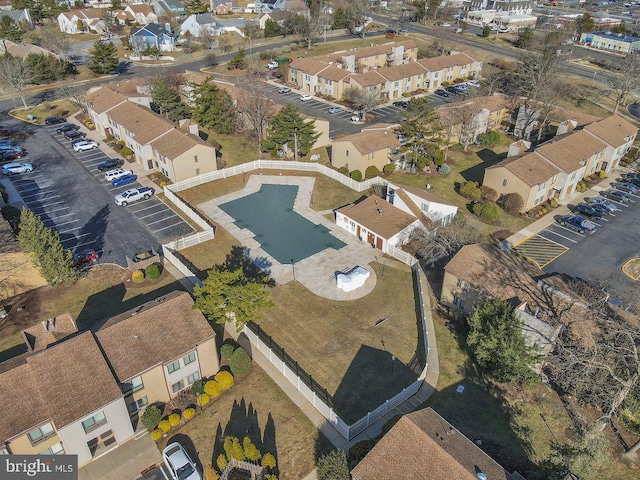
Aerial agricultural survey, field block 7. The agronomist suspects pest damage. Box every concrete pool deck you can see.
[198,175,380,300]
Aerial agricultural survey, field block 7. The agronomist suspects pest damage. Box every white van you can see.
[104,168,133,182]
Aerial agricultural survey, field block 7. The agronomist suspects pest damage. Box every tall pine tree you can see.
[398,97,445,170]
[190,81,237,134]
[261,104,320,159]
[0,16,22,42]
[150,77,188,122]
[87,39,119,74]
[184,0,207,14]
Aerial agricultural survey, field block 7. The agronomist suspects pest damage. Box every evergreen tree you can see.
[331,6,348,29]
[150,77,188,122]
[575,13,595,35]
[227,47,246,70]
[261,104,320,158]
[30,3,44,23]
[190,81,237,134]
[398,97,445,170]
[87,39,119,74]
[466,298,538,382]
[109,0,123,11]
[316,450,349,480]
[11,0,33,9]
[184,0,207,14]
[193,266,273,331]
[0,16,22,42]
[26,53,72,84]
[76,19,84,32]
[514,26,534,49]
[263,18,282,37]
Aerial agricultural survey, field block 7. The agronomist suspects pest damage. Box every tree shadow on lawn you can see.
[460,149,508,183]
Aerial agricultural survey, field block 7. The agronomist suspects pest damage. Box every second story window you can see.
[82,412,107,434]
[123,376,144,396]
[183,352,196,365]
[167,360,181,374]
[28,423,55,446]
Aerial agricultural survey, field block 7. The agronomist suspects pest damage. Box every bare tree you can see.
[236,83,277,147]
[39,29,72,61]
[408,214,480,265]
[442,94,486,151]
[482,58,511,96]
[0,56,31,109]
[605,54,640,114]
[512,48,559,102]
[342,86,382,120]
[199,28,218,50]
[344,0,368,37]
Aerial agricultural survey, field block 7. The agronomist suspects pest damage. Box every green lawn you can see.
[256,262,421,423]
[216,134,262,167]
[179,229,240,280]
[157,365,332,480]
[11,100,80,124]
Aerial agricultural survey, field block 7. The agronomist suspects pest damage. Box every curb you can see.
[621,258,640,281]
[8,109,39,125]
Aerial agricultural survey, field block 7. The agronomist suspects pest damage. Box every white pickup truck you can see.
[114,187,155,206]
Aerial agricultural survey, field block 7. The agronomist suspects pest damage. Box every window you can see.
[368,152,374,160]
[172,380,185,393]
[82,412,107,434]
[167,360,180,374]
[183,352,196,365]
[420,203,429,213]
[122,376,144,396]
[187,372,200,385]
[40,443,64,455]
[346,150,349,157]
[87,430,115,457]
[551,174,558,184]
[537,182,546,192]
[534,196,544,205]
[456,279,462,287]
[459,300,465,310]
[570,171,576,181]
[155,160,159,168]
[28,423,55,446]
[194,155,198,163]
[127,396,149,415]
[502,179,507,187]
[195,168,200,175]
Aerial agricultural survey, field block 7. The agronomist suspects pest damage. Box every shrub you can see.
[204,380,222,398]
[598,170,606,179]
[132,269,145,283]
[437,164,450,176]
[433,150,445,167]
[473,201,499,222]
[262,452,276,470]
[159,181,167,189]
[204,465,219,480]
[576,181,587,192]
[365,165,380,179]
[220,343,235,360]
[281,45,291,53]
[229,347,252,377]
[482,25,491,37]
[150,429,163,441]
[183,408,196,420]
[501,193,524,213]
[350,170,362,181]
[243,436,262,461]
[158,420,171,433]
[191,379,205,397]
[145,263,161,279]
[197,393,210,406]
[317,450,350,480]
[383,163,396,175]
[289,43,298,50]
[141,405,162,430]
[477,130,500,147]
[348,439,377,468]
[338,166,349,175]
[459,181,482,200]
[215,371,234,390]
[120,146,133,157]
[216,453,227,471]
[548,197,559,208]
[480,185,498,201]
[168,413,181,427]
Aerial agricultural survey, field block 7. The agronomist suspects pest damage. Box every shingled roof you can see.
[336,196,417,239]
[151,128,213,160]
[488,151,561,187]
[95,292,216,382]
[333,128,400,155]
[584,114,638,147]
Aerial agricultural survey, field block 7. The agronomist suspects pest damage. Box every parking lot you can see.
[2,117,193,268]
[514,189,640,289]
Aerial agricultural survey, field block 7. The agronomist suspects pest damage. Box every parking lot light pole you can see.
[291,258,295,280]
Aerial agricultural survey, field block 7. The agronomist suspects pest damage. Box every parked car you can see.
[612,182,639,194]
[56,123,79,134]
[621,172,640,180]
[600,188,631,203]
[556,215,597,234]
[588,203,611,217]
[114,186,155,206]
[98,158,124,171]
[393,100,409,108]
[163,443,201,480]
[498,26,510,33]
[467,80,481,88]
[445,86,461,95]
[45,116,66,125]
[2,162,34,175]
[0,127,12,138]
[574,203,603,220]
[586,196,621,212]
[328,106,344,114]
[72,249,98,268]
[73,140,99,152]
[434,89,450,97]
[64,130,86,141]
[277,86,291,94]
[266,61,279,69]
[619,177,640,187]
[435,22,451,27]
[300,94,313,101]
[0,140,18,148]
[0,148,27,161]
[71,137,90,147]
[104,168,133,182]
[112,173,137,187]
[351,113,363,122]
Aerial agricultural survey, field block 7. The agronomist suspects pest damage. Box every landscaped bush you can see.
[197,393,210,406]
[145,263,161,279]
[229,347,252,377]
[480,185,498,201]
[473,201,499,222]
[158,420,171,433]
[183,408,196,420]
[501,193,524,213]
[151,429,163,441]
[216,453,227,471]
[132,269,145,283]
[548,197,559,208]
[204,380,222,398]
[191,379,205,397]
[141,405,162,430]
[168,413,181,427]
[220,343,235,360]
[437,164,450,176]
[433,150,445,166]
[120,146,133,157]
[204,465,219,480]
[289,43,298,50]
[261,453,276,470]
[598,170,606,179]
[281,45,291,53]
[383,163,396,174]
[365,165,380,179]
[243,436,262,461]
[338,166,349,175]
[215,371,234,390]
[477,130,501,147]
[576,181,587,192]
[350,170,362,181]
[459,181,482,200]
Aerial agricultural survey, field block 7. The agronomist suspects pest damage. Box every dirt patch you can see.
[622,258,640,280]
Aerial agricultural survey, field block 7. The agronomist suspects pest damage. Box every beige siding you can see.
[196,338,220,379]
[126,365,171,410]
[331,141,389,173]
[483,167,536,212]
[169,144,217,182]
[8,428,61,455]
[441,271,484,316]
[312,118,330,149]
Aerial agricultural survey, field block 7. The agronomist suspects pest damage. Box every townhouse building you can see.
[331,126,401,173]
[57,9,106,34]
[483,114,637,212]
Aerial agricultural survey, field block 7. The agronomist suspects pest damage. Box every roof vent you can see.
[378,208,383,217]
[477,473,487,480]
[42,320,49,334]
[49,318,56,332]
[162,330,168,336]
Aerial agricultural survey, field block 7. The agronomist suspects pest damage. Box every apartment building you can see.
[483,114,637,212]
[331,126,401,172]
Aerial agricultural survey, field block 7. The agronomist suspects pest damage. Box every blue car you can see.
[588,203,611,217]
[586,196,620,212]
[574,203,603,220]
[612,182,639,194]
[111,174,137,186]
[601,189,631,203]
[556,215,597,234]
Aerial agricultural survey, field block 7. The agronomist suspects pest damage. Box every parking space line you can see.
[39,206,71,214]
[30,200,65,209]
[540,229,578,244]
[131,203,165,214]
[146,214,179,226]
[138,209,170,219]
[152,223,183,233]
[552,224,585,237]
[59,226,81,233]
[21,191,59,200]
[44,212,75,221]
